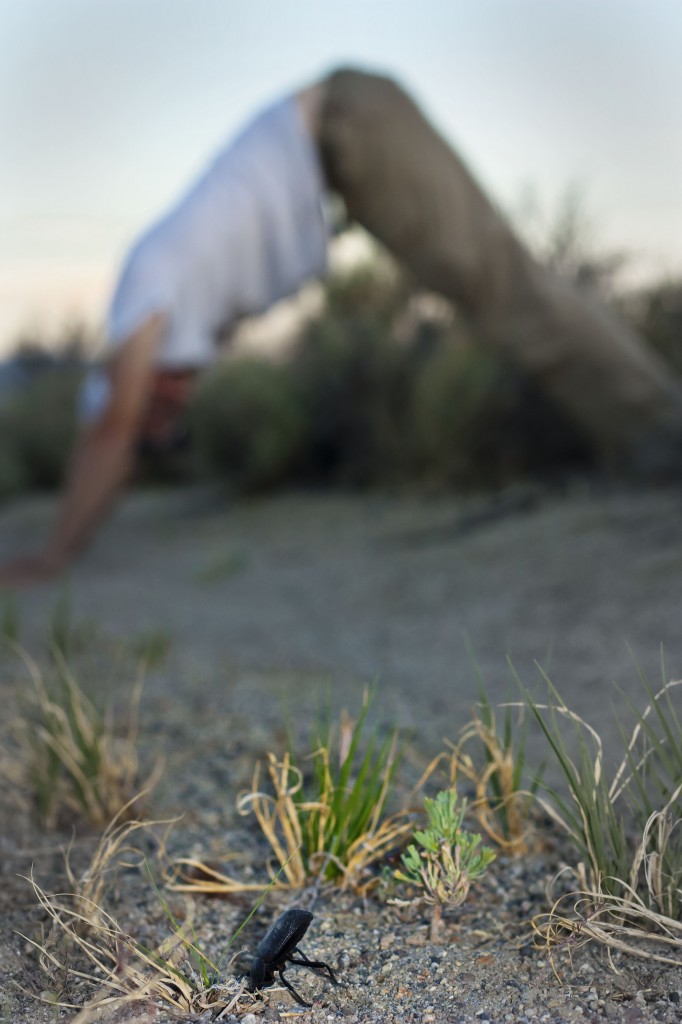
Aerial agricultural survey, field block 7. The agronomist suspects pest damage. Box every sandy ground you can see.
[3,483,682,734]
[1,483,681,1023]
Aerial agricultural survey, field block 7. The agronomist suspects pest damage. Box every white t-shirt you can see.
[81,94,329,420]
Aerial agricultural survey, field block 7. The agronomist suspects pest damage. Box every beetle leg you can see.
[288,951,340,986]
[277,966,311,1008]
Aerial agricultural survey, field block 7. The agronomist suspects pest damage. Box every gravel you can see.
[1,484,681,1022]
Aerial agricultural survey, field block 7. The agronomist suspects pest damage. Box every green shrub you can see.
[409,334,591,487]
[287,254,592,489]
[291,310,414,485]
[635,280,682,374]
[189,357,306,492]
[0,367,81,496]
[0,442,28,500]
[0,251,605,502]
[410,337,502,485]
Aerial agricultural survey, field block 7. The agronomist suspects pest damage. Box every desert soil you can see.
[1,483,681,1023]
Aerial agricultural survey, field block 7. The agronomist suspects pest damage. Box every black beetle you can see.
[249,908,339,1007]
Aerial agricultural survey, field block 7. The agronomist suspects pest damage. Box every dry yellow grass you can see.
[172,749,411,896]
[4,647,162,828]
[17,811,255,1021]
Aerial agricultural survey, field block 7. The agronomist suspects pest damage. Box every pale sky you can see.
[1,0,681,355]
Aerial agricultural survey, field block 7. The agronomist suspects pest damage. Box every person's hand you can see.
[0,551,66,587]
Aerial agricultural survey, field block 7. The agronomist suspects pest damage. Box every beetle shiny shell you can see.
[249,908,339,1007]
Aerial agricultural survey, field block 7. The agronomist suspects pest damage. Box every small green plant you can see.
[395,789,495,942]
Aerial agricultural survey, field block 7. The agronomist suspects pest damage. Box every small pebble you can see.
[337,949,352,969]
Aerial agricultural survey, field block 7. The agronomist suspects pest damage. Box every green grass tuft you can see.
[516,660,682,957]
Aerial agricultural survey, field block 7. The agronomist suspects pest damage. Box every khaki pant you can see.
[318,67,682,470]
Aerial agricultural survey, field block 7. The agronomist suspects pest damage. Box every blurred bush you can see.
[14,254,682,503]
[189,256,592,492]
[513,184,628,300]
[288,256,590,490]
[634,280,682,375]
[410,338,503,485]
[289,261,415,485]
[0,444,27,500]
[0,367,82,499]
[188,356,306,492]
[409,330,591,488]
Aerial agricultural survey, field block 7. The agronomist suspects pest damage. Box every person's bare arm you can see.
[0,313,167,585]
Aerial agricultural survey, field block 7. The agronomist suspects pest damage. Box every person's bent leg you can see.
[317,67,682,472]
